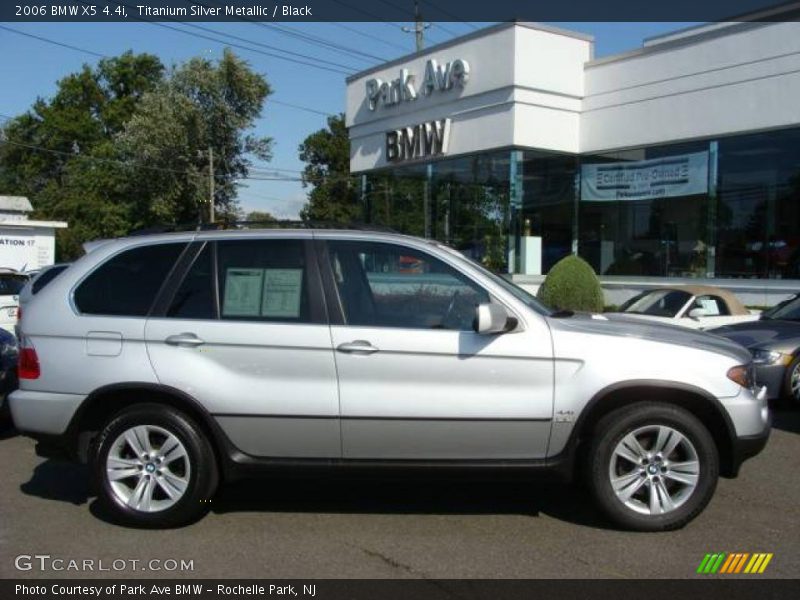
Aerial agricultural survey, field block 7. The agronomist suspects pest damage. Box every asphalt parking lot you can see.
[1,409,798,580]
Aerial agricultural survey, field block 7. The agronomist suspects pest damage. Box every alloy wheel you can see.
[790,362,800,402]
[105,425,191,512]
[608,425,700,516]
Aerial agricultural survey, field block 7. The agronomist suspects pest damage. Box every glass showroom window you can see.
[578,142,711,278]
[364,151,513,273]
[716,127,800,280]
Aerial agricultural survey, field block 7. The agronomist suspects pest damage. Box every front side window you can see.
[75,243,185,316]
[328,241,489,330]
[216,239,313,323]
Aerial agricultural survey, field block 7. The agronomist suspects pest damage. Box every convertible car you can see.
[612,285,760,330]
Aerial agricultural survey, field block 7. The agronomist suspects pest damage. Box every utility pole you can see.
[402,0,430,52]
[208,146,215,223]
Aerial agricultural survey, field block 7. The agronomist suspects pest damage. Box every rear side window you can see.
[75,243,185,316]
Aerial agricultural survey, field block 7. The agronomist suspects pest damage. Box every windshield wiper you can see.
[550,310,575,318]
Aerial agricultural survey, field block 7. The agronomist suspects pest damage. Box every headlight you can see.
[751,349,792,366]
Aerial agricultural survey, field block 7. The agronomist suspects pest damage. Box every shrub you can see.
[537,255,604,312]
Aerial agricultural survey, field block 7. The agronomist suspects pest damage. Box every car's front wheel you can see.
[784,356,800,405]
[588,402,718,531]
[93,404,218,528]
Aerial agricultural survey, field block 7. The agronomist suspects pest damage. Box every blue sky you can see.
[0,21,698,218]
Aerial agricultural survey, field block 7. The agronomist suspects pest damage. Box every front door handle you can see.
[165,333,205,347]
[336,340,379,355]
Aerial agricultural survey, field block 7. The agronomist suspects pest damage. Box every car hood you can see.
[547,312,751,363]
[709,319,800,351]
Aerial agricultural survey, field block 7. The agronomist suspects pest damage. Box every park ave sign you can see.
[366,58,470,111]
[386,119,451,163]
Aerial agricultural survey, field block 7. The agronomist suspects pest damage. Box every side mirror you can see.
[474,303,514,334]
[687,307,708,319]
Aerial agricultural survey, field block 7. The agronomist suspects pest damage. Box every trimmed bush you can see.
[537,255,604,312]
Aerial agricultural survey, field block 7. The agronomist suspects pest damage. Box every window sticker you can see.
[222,268,264,317]
[262,268,303,318]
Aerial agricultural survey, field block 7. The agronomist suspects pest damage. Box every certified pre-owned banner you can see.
[580,151,710,202]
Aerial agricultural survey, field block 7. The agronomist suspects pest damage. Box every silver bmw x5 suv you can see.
[10,229,770,530]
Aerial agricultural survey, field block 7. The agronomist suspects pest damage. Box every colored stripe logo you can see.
[697,553,773,574]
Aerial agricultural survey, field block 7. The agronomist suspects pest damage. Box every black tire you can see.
[588,402,719,531]
[93,403,218,528]
[783,356,800,405]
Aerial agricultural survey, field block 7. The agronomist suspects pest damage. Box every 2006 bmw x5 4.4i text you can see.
[10,229,770,530]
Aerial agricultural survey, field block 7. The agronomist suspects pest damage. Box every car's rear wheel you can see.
[588,402,718,531]
[784,356,800,405]
[93,404,218,528]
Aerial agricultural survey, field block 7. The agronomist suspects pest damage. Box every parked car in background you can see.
[0,269,29,335]
[711,293,800,404]
[0,326,19,427]
[612,285,760,330]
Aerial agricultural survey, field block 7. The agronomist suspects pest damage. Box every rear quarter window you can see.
[32,265,69,295]
[74,243,185,316]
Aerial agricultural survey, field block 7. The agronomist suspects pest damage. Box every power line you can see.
[0,30,338,118]
[329,23,409,54]
[145,22,353,76]
[0,25,105,58]
[181,0,390,64]
[0,137,362,187]
[81,1,360,74]
[180,22,363,72]
[268,99,335,117]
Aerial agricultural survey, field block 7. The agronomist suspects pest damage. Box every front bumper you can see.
[727,385,771,477]
[754,363,787,400]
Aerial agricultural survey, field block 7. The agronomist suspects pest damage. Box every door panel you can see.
[145,238,340,458]
[324,240,553,460]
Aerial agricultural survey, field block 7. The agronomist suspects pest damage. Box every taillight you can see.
[16,306,22,322]
[19,346,40,379]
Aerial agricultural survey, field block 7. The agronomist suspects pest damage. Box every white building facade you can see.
[0,196,67,272]
[346,17,800,304]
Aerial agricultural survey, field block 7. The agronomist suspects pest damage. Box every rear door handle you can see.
[336,340,379,355]
[165,333,205,347]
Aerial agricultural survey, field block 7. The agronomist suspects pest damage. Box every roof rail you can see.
[127,220,398,236]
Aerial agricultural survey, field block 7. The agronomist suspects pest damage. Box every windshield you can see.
[620,289,692,317]
[762,295,800,321]
[0,274,28,296]
[434,243,553,315]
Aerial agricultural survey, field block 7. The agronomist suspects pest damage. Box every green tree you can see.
[245,210,276,224]
[0,52,164,257]
[298,114,360,223]
[118,48,272,226]
[537,254,605,312]
[0,49,272,259]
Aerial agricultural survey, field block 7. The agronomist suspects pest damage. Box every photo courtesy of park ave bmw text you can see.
[0,1,798,598]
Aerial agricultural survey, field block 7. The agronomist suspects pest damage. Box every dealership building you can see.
[345,15,800,304]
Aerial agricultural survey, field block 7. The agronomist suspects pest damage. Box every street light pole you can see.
[401,0,430,52]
